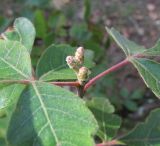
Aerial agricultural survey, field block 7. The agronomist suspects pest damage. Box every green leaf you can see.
[106,27,146,56]
[131,58,160,99]
[0,40,32,80]
[121,108,160,146]
[36,44,74,78]
[14,17,36,52]
[86,97,115,114]
[70,23,92,42]
[36,44,94,79]
[7,82,98,146]
[97,113,121,141]
[123,100,138,112]
[87,97,121,140]
[130,89,143,100]
[0,84,25,113]
[143,39,160,56]
[48,11,66,29]
[2,18,35,53]
[40,68,77,81]
[34,10,47,39]
[14,17,36,53]
[0,117,7,137]
[3,29,20,41]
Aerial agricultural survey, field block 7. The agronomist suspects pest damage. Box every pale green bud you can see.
[77,67,91,85]
[66,56,79,72]
[75,47,84,65]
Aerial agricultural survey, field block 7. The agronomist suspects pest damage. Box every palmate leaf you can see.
[7,82,98,146]
[131,58,160,98]
[36,44,94,81]
[0,40,32,80]
[120,108,160,146]
[106,27,146,56]
[3,17,36,53]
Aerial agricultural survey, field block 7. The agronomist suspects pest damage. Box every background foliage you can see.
[1,0,160,145]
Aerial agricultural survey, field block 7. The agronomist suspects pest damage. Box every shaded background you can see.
[1,0,160,134]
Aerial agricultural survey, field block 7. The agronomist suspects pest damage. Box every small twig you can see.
[84,59,129,92]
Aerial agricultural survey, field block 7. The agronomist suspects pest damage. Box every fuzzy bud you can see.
[66,56,78,72]
[75,47,84,64]
[77,67,90,85]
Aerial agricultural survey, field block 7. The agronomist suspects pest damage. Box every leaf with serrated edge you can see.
[0,40,32,81]
[143,39,160,56]
[121,108,160,146]
[7,82,98,146]
[106,27,146,56]
[14,17,36,53]
[131,58,160,98]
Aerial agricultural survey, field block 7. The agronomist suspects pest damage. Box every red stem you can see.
[50,81,80,87]
[84,59,129,92]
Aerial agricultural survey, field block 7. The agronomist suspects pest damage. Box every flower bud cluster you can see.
[66,47,90,85]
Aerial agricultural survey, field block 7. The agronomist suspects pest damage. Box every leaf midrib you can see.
[32,83,59,144]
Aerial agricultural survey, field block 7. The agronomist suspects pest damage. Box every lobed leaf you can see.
[106,27,146,56]
[120,108,160,146]
[7,82,98,146]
